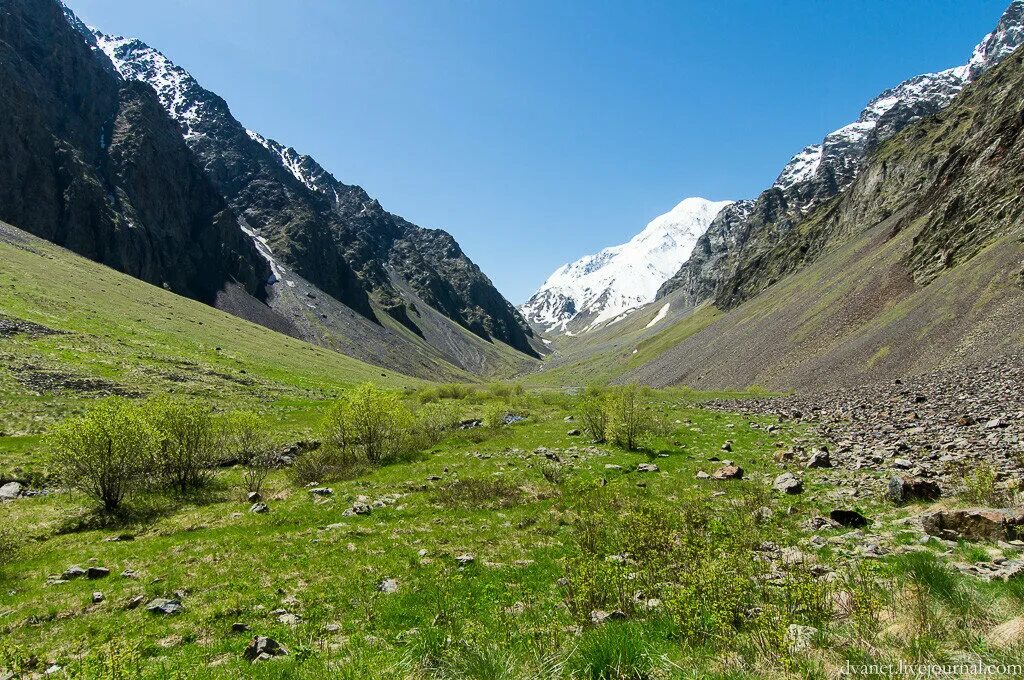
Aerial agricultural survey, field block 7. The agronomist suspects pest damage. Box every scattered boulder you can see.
[343,502,372,517]
[0,481,23,500]
[636,463,659,473]
[887,476,941,504]
[146,598,183,615]
[711,464,743,480]
[86,566,110,579]
[61,565,87,580]
[721,441,733,452]
[829,509,869,528]
[232,622,250,633]
[567,429,581,436]
[604,464,623,471]
[309,487,333,496]
[243,636,288,662]
[250,502,269,514]
[455,554,475,567]
[247,491,262,503]
[893,458,914,470]
[923,508,1024,542]
[124,594,146,610]
[695,471,710,479]
[773,473,803,495]
[590,609,627,625]
[378,578,399,594]
[986,418,1008,429]
[92,592,104,603]
[806,450,831,468]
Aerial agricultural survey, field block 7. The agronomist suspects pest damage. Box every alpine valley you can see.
[4,1,1024,678]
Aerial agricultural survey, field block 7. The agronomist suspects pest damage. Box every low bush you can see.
[483,402,507,430]
[48,398,160,512]
[576,386,610,443]
[147,397,220,494]
[222,411,276,496]
[605,384,652,451]
[432,477,525,509]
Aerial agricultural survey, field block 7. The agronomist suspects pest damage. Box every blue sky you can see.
[67,0,1009,304]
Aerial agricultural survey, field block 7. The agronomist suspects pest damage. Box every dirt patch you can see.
[0,316,64,339]
[11,364,140,397]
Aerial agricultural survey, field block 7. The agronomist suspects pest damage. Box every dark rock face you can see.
[91,32,537,355]
[0,0,268,304]
[657,1,1024,311]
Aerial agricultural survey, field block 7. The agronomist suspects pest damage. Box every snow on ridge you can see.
[644,303,670,329]
[520,198,732,333]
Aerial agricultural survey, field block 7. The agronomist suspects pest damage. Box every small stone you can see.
[829,509,869,528]
[250,502,269,514]
[247,491,262,503]
[604,464,623,471]
[86,566,110,579]
[232,622,250,633]
[636,463,659,473]
[146,598,183,615]
[277,612,301,625]
[567,429,581,436]
[378,578,399,593]
[986,418,1008,429]
[806,450,831,468]
[243,636,288,662]
[695,471,710,479]
[344,502,372,516]
[455,554,475,566]
[124,594,146,610]
[0,481,24,500]
[92,592,104,603]
[773,473,803,494]
[309,487,333,496]
[61,565,87,580]
[721,441,733,452]
[711,464,743,480]
[893,458,914,470]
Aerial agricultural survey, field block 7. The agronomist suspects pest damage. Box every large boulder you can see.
[0,482,23,500]
[887,476,941,504]
[243,636,288,662]
[922,508,1024,542]
[711,464,744,480]
[773,473,803,495]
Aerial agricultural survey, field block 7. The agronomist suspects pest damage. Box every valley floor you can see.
[3,357,1024,678]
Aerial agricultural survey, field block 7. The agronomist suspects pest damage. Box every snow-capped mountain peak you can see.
[520,198,732,335]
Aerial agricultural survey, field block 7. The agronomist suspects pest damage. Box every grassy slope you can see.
[0,223,422,472]
[4,389,1023,678]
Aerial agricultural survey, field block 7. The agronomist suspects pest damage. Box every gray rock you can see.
[923,508,1024,542]
[807,450,831,468]
[243,636,288,662]
[711,464,743,480]
[773,473,803,494]
[636,463,659,473]
[61,565,87,580]
[86,566,110,579]
[309,487,333,496]
[0,482,23,500]
[455,554,475,567]
[378,578,399,594]
[92,592,104,603]
[250,502,269,513]
[888,476,941,504]
[146,598,183,615]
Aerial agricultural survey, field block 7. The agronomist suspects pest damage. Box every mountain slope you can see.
[0,0,269,305]
[657,0,1024,311]
[87,27,539,359]
[613,42,1024,390]
[520,197,731,335]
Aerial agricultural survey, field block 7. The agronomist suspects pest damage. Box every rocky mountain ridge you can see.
[0,0,270,305]
[657,0,1024,309]
[87,25,538,357]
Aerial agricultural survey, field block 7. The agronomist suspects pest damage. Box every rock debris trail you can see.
[716,353,1024,493]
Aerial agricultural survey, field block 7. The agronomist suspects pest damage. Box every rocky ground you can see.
[717,352,1024,494]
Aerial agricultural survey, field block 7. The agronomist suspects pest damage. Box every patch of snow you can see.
[644,303,670,329]
[239,222,284,285]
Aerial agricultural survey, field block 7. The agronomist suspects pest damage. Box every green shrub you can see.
[411,401,462,450]
[605,384,652,451]
[147,397,219,493]
[321,383,414,465]
[483,402,507,430]
[960,462,1009,506]
[576,386,610,443]
[222,411,275,495]
[48,398,160,511]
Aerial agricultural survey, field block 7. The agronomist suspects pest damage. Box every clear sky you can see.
[66,0,1010,304]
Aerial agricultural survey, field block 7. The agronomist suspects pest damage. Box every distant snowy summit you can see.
[520,198,732,335]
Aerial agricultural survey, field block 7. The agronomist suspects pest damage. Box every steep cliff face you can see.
[91,32,537,356]
[657,0,1024,310]
[0,0,268,304]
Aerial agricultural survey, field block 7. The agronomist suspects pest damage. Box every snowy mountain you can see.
[657,0,1024,309]
[520,198,732,335]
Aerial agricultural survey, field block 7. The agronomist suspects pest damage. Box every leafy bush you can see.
[417,383,476,404]
[222,411,275,495]
[320,383,413,466]
[605,384,652,451]
[410,401,462,450]
[576,386,610,443]
[959,462,1009,506]
[147,397,219,493]
[48,398,160,511]
[483,402,507,430]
